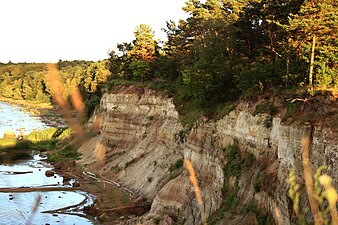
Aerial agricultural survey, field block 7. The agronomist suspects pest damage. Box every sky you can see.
[0,0,188,63]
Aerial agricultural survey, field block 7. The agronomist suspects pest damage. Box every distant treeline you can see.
[0,60,109,116]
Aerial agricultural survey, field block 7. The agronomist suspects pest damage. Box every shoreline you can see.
[0,97,66,128]
[0,96,53,109]
[53,161,145,224]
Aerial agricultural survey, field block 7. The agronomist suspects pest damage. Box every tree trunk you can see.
[309,35,316,92]
[286,53,290,87]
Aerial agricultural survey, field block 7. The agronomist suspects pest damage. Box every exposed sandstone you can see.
[77,85,338,225]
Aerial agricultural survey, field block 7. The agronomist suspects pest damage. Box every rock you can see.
[65,160,76,168]
[63,175,71,183]
[77,86,338,225]
[84,205,97,216]
[133,197,143,205]
[98,213,109,221]
[53,162,62,170]
[45,170,54,177]
[72,181,80,187]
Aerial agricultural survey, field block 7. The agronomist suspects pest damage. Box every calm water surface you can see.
[0,102,97,224]
[0,101,49,138]
[0,153,96,225]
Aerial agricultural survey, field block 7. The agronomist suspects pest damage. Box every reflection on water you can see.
[0,154,63,188]
[0,101,49,138]
[0,153,96,225]
[0,191,93,225]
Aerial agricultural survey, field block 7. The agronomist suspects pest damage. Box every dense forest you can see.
[0,60,109,116]
[0,0,337,117]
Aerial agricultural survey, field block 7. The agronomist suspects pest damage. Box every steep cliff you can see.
[77,85,338,225]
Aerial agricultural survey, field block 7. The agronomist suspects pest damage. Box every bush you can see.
[224,142,242,178]
[47,146,79,162]
[86,95,101,118]
[169,159,183,172]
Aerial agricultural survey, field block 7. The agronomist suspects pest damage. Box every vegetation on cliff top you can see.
[1,0,337,122]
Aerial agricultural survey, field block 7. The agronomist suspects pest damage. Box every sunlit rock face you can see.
[80,86,184,200]
[78,85,338,225]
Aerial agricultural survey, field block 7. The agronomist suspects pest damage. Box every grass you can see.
[282,101,300,121]
[263,116,273,129]
[169,159,183,172]
[47,145,79,162]
[223,142,242,178]
[300,112,317,124]
[180,109,201,128]
[0,127,73,164]
[0,96,53,109]
[253,102,278,116]
[0,128,70,151]
[0,138,17,149]
[124,158,137,169]
[0,150,32,163]
[253,172,262,193]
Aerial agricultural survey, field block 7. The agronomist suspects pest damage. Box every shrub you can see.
[169,159,183,172]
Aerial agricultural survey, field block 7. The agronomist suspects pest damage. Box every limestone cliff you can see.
[77,85,338,225]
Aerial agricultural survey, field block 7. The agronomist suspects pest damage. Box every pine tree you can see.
[128,24,158,61]
[288,0,338,88]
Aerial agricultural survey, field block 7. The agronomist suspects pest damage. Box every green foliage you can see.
[245,202,274,225]
[0,128,70,151]
[0,63,50,102]
[24,127,71,142]
[224,188,239,212]
[108,24,158,83]
[224,142,242,178]
[179,109,201,128]
[48,145,79,162]
[210,102,237,120]
[0,60,110,110]
[104,0,338,124]
[129,60,151,82]
[86,94,101,118]
[208,206,226,225]
[220,141,243,214]
[288,0,338,87]
[253,102,278,116]
[1,0,338,129]
[282,101,300,121]
[169,159,183,172]
[124,158,137,169]
[300,112,317,124]
[287,166,336,225]
[253,173,262,193]
[263,116,273,129]
[0,150,32,163]
[257,214,274,225]
[30,140,58,151]
[0,138,17,149]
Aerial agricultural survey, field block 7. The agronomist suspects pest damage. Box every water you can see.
[0,102,97,224]
[0,153,96,225]
[0,101,49,138]
[0,154,64,188]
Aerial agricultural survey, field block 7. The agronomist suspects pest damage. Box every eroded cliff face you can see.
[77,85,338,225]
